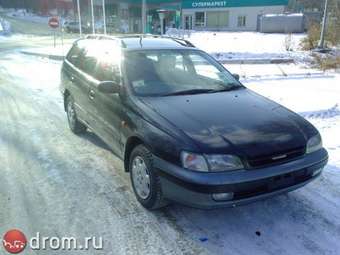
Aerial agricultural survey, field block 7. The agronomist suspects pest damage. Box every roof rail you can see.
[85,33,195,48]
[85,34,126,47]
[161,36,195,48]
[85,34,115,40]
[114,34,195,48]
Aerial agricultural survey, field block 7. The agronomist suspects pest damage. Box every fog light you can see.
[212,192,234,201]
[312,168,323,177]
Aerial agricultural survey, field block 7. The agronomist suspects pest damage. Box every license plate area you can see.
[268,173,295,190]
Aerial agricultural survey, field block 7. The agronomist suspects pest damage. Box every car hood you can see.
[140,89,317,159]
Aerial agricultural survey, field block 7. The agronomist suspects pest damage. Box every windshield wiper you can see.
[208,85,243,93]
[162,89,216,96]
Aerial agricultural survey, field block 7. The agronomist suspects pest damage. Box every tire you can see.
[129,145,168,210]
[66,95,87,134]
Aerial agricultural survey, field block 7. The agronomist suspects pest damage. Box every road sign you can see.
[48,17,59,29]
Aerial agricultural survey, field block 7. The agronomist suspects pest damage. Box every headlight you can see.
[181,152,243,172]
[181,151,209,172]
[205,154,243,172]
[306,134,322,154]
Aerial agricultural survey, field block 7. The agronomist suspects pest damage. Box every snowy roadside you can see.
[0,17,11,35]
[181,31,310,64]
[3,8,51,24]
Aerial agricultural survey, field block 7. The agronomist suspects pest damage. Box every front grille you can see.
[247,147,305,168]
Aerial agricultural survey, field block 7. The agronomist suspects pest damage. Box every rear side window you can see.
[92,42,122,83]
[81,50,97,77]
[66,44,82,68]
[94,53,121,83]
[67,40,122,82]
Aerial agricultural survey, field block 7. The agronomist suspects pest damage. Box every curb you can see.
[242,72,330,82]
[20,50,64,61]
[219,58,294,64]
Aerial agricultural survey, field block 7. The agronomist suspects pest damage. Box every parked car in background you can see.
[60,35,328,210]
[63,21,89,33]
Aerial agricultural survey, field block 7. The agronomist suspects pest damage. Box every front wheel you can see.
[66,96,87,134]
[129,145,168,210]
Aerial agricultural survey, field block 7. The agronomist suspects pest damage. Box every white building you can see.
[181,0,288,31]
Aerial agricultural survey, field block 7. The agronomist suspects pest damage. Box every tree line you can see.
[0,0,80,13]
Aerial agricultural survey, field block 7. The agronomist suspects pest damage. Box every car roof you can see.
[84,34,196,50]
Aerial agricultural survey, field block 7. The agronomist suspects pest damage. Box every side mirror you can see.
[97,81,120,94]
[232,73,240,81]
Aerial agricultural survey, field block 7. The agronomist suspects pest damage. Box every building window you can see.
[195,12,205,27]
[237,16,246,27]
[206,11,229,28]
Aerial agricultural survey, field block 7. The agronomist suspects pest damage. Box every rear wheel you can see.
[66,96,87,134]
[129,145,168,210]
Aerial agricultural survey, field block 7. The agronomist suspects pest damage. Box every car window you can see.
[190,54,224,80]
[92,43,122,83]
[95,59,121,83]
[125,49,241,96]
[67,40,122,82]
[81,48,98,77]
[66,44,83,67]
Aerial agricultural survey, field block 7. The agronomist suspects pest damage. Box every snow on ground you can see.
[0,17,11,35]
[226,63,325,80]
[0,52,61,101]
[4,8,51,24]
[184,31,308,63]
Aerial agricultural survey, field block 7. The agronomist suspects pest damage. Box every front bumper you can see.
[154,148,328,209]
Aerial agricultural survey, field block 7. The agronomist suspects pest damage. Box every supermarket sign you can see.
[182,0,288,9]
[191,1,227,8]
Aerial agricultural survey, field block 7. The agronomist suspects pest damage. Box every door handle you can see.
[89,89,95,100]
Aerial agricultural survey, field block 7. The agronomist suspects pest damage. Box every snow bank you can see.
[6,9,50,24]
[0,18,11,35]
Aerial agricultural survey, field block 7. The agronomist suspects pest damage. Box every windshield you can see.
[124,49,243,96]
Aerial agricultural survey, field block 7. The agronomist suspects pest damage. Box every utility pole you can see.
[90,0,95,34]
[142,0,146,34]
[76,0,82,36]
[318,0,329,49]
[102,0,106,34]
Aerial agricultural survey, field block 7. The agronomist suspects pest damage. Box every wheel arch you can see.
[124,136,147,172]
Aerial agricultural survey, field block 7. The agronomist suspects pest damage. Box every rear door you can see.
[63,42,90,122]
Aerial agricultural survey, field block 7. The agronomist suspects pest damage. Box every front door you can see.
[90,87,124,156]
[184,15,192,30]
[88,46,124,156]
